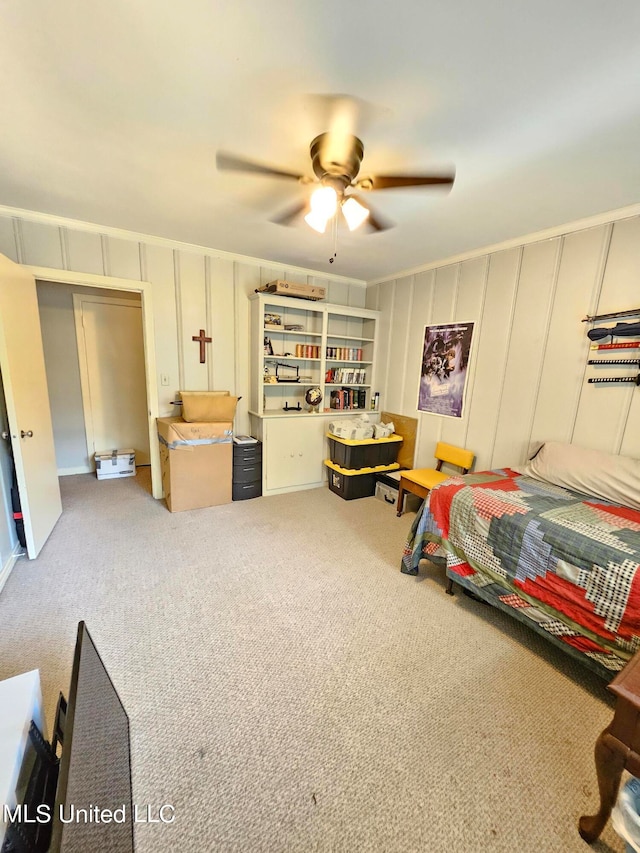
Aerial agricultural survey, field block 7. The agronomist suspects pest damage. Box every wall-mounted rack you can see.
[582,308,640,322]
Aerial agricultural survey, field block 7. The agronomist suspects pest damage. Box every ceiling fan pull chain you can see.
[329,213,338,264]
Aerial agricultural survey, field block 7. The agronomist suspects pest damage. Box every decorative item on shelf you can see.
[276,362,300,382]
[305,386,323,413]
[264,336,273,355]
[264,311,282,331]
[285,324,304,331]
[255,280,326,301]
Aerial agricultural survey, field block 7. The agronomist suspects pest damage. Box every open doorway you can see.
[36,281,150,483]
[74,293,151,467]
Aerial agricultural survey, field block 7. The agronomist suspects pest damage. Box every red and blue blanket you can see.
[402,468,640,673]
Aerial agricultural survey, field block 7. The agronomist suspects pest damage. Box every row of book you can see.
[294,344,321,358]
[325,367,367,384]
[329,388,367,410]
[326,347,363,360]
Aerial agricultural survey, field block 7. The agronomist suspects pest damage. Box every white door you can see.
[74,295,151,465]
[0,254,62,558]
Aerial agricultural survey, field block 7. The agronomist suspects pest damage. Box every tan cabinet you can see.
[262,417,326,493]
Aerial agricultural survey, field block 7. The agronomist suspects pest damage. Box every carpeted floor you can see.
[0,470,626,852]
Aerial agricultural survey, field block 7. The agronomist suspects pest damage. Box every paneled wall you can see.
[367,215,640,470]
[0,212,365,441]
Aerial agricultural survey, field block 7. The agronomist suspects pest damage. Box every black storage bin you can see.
[328,435,402,470]
[327,466,376,500]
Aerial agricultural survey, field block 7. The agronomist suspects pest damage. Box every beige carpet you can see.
[0,471,626,852]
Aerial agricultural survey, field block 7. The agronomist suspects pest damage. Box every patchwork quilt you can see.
[401,468,640,673]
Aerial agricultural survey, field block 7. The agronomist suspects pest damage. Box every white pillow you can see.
[521,441,640,511]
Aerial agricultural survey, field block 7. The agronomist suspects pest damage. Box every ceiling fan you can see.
[216,130,455,234]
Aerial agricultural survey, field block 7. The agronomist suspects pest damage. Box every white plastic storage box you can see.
[95,449,136,480]
[374,471,422,512]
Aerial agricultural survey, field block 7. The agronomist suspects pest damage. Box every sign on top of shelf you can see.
[256,280,326,301]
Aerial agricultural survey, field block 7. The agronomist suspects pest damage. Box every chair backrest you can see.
[434,442,475,474]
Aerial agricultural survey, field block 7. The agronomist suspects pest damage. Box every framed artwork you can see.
[417,321,475,418]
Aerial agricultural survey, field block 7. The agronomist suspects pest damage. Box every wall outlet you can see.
[160,374,170,386]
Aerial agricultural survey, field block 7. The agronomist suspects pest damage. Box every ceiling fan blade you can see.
[361,173,455,190]
[270,199,309,226]
[216,151,304,181]
[349,194,393,232]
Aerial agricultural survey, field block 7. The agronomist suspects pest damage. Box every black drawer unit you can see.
[232,480,262,501]
[232,440,262,500]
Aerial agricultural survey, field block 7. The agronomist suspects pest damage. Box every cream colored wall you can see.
[367,215,640,470]
[0,213,366,444]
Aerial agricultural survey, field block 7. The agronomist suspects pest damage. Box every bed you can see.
[401,443,640,680]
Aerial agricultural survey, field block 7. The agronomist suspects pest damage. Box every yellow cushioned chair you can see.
[396,442,475,516]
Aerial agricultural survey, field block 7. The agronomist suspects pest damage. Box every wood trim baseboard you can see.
[0,542,24,595]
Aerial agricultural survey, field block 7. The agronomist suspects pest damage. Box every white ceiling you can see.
[2,1,640,281]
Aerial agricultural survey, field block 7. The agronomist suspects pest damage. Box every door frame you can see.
[26,266,162,500]
[73,293,151,468]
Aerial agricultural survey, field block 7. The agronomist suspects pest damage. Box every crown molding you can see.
[0,204,367,287]
[367,202,640,286]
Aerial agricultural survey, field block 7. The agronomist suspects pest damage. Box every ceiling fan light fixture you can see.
[341,197,369,231]
[309,186,338,218]
[304,210,329,233]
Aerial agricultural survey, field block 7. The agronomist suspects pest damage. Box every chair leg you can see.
[446,577,455,596]
[396,483,405,517]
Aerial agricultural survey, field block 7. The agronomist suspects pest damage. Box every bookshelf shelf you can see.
[263,327,323,338]
[326,334,375,342]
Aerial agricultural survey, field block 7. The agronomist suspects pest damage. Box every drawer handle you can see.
[384,494,395,504]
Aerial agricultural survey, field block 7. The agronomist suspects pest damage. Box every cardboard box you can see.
[258,280,326,301]
[95,449,135,480]
[157,417,232,512]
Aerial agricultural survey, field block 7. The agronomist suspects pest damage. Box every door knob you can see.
[20,430,34,438]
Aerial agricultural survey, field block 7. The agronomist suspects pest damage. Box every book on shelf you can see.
[329,387,364,410]
[325,347,364,361]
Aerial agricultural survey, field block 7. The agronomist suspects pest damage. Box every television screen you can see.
[49,622,133,852]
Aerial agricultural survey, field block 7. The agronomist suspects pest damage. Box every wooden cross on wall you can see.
[192,329,212,363]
